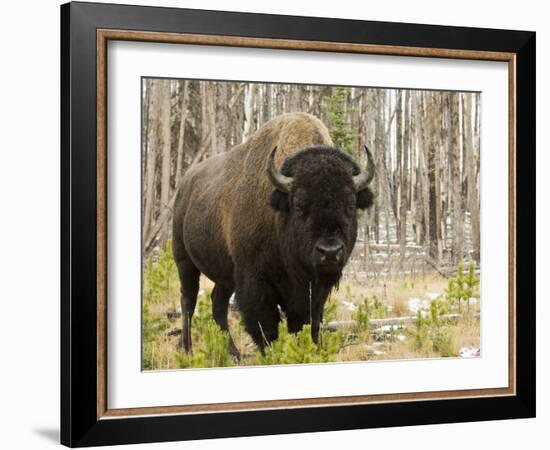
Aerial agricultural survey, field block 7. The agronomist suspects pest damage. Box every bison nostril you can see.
[316,244,344,262]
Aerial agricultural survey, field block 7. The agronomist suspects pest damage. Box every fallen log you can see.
[164,312,479,336]
[166,311,181,320]
[166,327,182,336]
[324,312,479,331]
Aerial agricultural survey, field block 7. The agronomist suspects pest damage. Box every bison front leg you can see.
[310,283,333,344]
[235,276,281,352]
[286,307,322,343]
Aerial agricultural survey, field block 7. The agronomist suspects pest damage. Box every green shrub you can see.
[322,297,338,325]
[323,87,357,155]
[142,303,170,370]
[174,319,234,369]
[191,289,213,342]
[318,331,342,362]
[430,299,448,325]
[257,323,341,365]
[413,298,458,357]
[353,298,370,335]
[370,295,388,319]
[353,295,389,341]
[445,261,480,313]
[142,240,181,369]
[344,284,353,300]
[432,327,458,357]
[143,240,179,307]
[173,289,236,369]
[412,310,431,352]
[445,278,459,310]
[464,262,480,313]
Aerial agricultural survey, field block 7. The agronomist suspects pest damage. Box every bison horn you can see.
[267,147,293,193]
[353,145,376,191]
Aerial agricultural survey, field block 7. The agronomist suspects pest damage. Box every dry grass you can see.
[365,315,481,362]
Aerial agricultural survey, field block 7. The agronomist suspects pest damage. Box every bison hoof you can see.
[229,347,241,363]
[176,338,193,354]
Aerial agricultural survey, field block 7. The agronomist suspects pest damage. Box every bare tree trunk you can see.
[244,83,257,140]
[142,79,151,177]
[450,92,464,264]
[462,93,480,262]
[409,94,417,241]
[427,92,443,261]
[275,85,285,116]
[174,80,189,187]
[441,94,451,253]
[394,90,404,266]
[200,82,209,151]
[412,92,424,245]
[262,84,272,125]
[387,92,401,224]
[158,80,172,247]
[208,83,218,155]
[143,79,160,242]
[215,83,228,154]
[371,92,380,244]
[399,91,409,260]
[417,142,428,246]
[289,85,301,111]
[227,83,244,147]
[421,93,429,246]
[376,90,395,248]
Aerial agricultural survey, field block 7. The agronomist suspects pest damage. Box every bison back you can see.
[173,113,333,285]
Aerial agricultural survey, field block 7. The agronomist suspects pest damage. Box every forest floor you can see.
[143,243,480,370]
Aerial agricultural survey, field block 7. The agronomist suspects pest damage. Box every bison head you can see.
[268,145,375,281]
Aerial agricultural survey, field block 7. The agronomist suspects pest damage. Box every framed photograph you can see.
[61,1,535,447]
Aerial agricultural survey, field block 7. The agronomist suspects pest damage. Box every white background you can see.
[108,42,509,409]
[0,0,545,449]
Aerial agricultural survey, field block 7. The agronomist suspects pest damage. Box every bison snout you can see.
[315,243,344,263]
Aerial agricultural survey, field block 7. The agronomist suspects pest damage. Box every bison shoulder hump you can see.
[272,113,333,163]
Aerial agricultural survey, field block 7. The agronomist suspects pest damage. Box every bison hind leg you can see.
[175,256,200,354]
[211,284,240,361]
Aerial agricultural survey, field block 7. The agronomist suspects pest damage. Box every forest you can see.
[141,78,481,370]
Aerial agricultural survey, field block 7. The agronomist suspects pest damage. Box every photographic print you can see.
[141,78,481,371]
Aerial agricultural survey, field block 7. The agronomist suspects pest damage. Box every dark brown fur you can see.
[172,113,373,357]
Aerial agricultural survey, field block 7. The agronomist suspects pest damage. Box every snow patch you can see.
[341,301,357,312]
[459,347,480,358]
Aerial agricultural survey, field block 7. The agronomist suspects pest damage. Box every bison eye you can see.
[346,204,355,216]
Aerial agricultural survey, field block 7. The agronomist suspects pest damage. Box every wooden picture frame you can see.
[61,1,535,447]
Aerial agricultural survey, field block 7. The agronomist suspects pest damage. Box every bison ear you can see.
[356,188,374,210]
[270,189,290,212]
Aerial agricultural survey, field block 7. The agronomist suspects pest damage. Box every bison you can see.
[172,112,375,358]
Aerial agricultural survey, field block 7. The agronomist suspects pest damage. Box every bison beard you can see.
[172,113,375,359]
